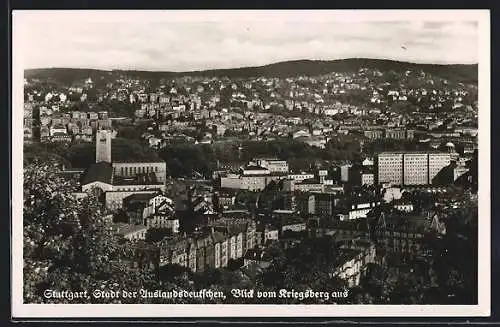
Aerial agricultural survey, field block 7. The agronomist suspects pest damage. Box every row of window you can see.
[377,231,424,238]
[119,166,160,175]
[112,187,147,192]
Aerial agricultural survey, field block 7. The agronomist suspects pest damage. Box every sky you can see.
[13,10,483,72]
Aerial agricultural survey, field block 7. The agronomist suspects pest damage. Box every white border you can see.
[11,9,491,318]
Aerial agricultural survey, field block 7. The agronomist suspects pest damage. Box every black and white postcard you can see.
[11,9,491,318]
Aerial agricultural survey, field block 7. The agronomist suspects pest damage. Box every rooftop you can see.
[378,151,451,155]
[123,192,161,203]
[216,188,239,196]
[113,173,163,186]
[243,165,269,171]
[112,223,148,236]
[221,209,250,215]
[254,157,281,161]
[297,178,322,185]
[81,162,113,185]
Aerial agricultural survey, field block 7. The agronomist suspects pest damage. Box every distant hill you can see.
[24,68,116,86]
[25,58,478,84]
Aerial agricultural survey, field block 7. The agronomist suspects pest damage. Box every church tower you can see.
[95,129,112,163]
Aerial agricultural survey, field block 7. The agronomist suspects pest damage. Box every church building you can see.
[81,130,167,210]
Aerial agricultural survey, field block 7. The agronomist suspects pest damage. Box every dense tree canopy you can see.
[23,159,158,303]
[25,138,160,169]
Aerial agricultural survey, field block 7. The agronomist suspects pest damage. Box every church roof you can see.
[123,192,159,203]
[81,162,113,185]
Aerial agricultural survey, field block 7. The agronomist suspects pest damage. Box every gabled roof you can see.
[81,162,113,185]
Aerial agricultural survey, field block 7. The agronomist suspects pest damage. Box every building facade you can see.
[95,129,112,163]
[403,153,429,185]
[377,152,451,186]
[157,219,257,273]
[112,161,168,183]
[428,153,452,184]
[377,153,404,185]
[254,158,289,174]
[220,173,285,191]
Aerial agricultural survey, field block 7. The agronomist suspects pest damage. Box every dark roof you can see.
[123,192,159,203]
[281,217,306,226]
[113,173,162,185]
[298,178,321,185]
[221,210,252,218]
[81,162,113,185]
[313,193,336,200]
[217,188,239,196]
[243,165,268,170]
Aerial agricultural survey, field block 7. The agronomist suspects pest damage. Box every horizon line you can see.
[23,57,479,74]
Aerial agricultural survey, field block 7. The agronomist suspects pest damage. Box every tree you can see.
[158,144,217,178]
[117,125,143,140]
[24,158,159,303]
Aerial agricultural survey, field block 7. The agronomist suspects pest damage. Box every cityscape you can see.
[21,15,479,305]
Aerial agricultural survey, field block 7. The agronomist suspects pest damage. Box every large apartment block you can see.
[403,153,429,185]
[377,152,404,185]
[428,153,453,184]
[377,152,451,186]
